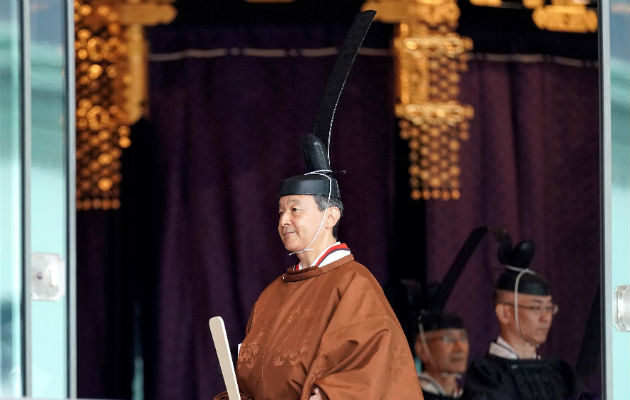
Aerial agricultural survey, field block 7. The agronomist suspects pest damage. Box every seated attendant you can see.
[416,311,469,400]
[463,240,580,400]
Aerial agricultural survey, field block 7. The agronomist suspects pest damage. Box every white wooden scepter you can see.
[209,316,241,400]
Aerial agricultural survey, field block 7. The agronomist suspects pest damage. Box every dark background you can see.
[76,1,600,399]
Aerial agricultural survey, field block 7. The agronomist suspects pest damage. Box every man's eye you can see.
[531,306,542,312]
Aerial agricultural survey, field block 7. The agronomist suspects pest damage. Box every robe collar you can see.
[282,254,354,282]
[294,242,351,271]
[488,336,539,360]
[418,372,463,398]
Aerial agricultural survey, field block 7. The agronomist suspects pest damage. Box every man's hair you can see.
[313,195,343,238]
[493,289,513,305]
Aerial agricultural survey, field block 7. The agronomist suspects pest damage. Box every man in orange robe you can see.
[226,191,423,400]
[213,193,423,399]
[215,10,422,400]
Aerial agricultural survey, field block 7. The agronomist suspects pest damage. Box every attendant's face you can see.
[278,195,325,253]
[498,291,555,345]
[416,328,469,375]
[513,293,554,345]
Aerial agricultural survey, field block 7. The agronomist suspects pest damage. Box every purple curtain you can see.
[144,23,396,400]
[425,56,600,377]
[77,211,133,399]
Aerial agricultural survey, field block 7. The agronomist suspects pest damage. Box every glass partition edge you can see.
[20,0,32,396]
[598,0,612,397]
[64,0,76,396]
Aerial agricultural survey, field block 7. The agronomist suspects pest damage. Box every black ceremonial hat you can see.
[416,227,493,334]
[385,227,509,346]
[495,238,551,296]
[418,227,524,332]
[418,281,465,333]
[420,310,465,332]
[278,10,376,199]
[383,280,464,347]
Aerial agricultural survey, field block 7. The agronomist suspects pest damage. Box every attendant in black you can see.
[463,240,580,400]
[416,311,468,400]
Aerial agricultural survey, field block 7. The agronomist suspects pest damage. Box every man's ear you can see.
[326,206,341,228]
[495,303,513,325]
[414,336,427,361]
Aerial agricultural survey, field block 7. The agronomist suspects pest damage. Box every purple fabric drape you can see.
[77,210,136,399]
[425,57,600,375]
[145,23,395,400]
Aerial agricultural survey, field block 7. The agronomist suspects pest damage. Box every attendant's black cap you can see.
[419,310,465,332]
[495,239,551,296]
[278,11,376,199]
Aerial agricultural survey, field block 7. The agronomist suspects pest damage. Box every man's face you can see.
[499,291,555,345]
[278,195,325,253]
[416,328,469,375]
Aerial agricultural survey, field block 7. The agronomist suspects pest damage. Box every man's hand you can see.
[309,387,322,400]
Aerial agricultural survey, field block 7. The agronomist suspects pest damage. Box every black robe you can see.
[418,373,462,400]
[463,354,579,400]
[422,390,459,400]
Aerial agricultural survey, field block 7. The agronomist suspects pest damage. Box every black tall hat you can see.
[278,10,376,199]
[386,227,507,344]
[494,237,550,296]
[416,227,497,334]
[389,229,550,339]
[418,228,540,332]
[417,281,465,333]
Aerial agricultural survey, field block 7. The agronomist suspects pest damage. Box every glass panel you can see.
[609,0,630,397]
[0,0,24,397]
[29,0,68,397]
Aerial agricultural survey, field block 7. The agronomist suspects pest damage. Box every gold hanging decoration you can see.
[364,0,474,200]
[470,0,597,33]
[74,0,175,211]
[75,0,128,211]
[532,3,597,33]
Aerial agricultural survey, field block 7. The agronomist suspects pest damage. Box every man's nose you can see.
[453,339,467,351]
[279,213,289,225]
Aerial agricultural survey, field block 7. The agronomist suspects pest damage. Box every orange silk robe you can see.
[218,254,423,400]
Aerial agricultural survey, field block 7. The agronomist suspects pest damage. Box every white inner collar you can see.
[298,241,350,269]
[489,336,520,359]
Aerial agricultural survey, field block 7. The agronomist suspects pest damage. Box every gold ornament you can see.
[366,0,474,200]
[75,0,176,211]
[470,0,596,33]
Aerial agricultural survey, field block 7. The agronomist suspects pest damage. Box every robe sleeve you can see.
[212,391,254,400]
[302,271,420,399]
[463,357,518,400]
